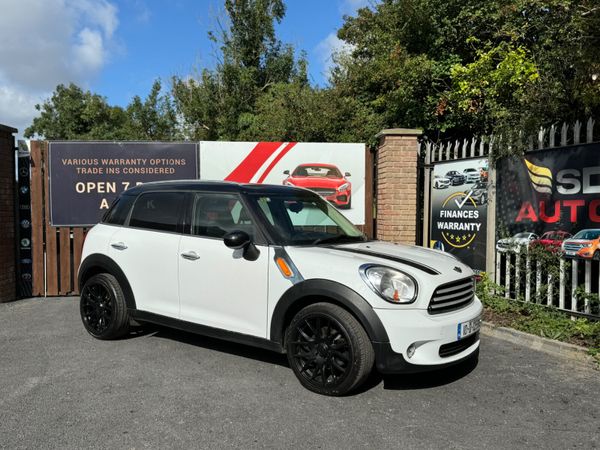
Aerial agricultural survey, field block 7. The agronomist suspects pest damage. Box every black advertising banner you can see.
[430,158,488,271]
[49,142,199,226]
[497,142,600,239]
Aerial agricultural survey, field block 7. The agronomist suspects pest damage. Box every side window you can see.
[192,193,255,239]
[129,192,184,232]
[257,197,275,225]
[103,195,136,225]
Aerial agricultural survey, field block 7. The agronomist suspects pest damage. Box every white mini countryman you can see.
[79,181,482,396]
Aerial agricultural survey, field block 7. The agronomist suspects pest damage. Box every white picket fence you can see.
[424,116,596,163]
[495,250,600,319]
[422,116,600,319]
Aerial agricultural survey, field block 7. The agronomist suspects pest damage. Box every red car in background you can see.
[530,230,572,252]
[283,163,352,209]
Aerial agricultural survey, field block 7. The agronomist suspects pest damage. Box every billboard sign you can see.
[496,143,600,250]
[48,142,199,226]
[200,141,366,224]
[430,158,488,271]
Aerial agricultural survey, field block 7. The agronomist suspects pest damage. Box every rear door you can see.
[108,191,184,318]
[178,192,269,337]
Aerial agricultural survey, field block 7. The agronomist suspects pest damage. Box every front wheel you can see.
[80,273,130,340]
[285,303,374,396]
[593,251,600,261]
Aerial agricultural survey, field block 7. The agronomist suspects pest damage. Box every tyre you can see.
[285,302,374,396]
[80,273,130,340]
[594,251,600,261]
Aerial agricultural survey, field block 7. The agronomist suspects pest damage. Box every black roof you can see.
[124,180,312,196]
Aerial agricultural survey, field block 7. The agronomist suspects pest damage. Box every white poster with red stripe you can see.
[199,141,365,224]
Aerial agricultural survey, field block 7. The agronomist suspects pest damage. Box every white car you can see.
[462,168,480,184]
[78,181,482,396]
[433,175,451,189]
[496,232,539,253]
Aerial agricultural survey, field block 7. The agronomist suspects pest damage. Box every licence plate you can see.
[565,251,576,256]
[457,317,481,340]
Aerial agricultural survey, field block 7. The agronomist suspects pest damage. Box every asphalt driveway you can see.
[0,297,598,449]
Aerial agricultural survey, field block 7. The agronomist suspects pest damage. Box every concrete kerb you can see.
[481,321,596,366]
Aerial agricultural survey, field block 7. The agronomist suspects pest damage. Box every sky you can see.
[0,0,371,138]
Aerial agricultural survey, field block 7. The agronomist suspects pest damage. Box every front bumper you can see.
[324,191,351,207]
[373,298,483,374]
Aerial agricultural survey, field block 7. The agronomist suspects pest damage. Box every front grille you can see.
[439,332,479,358]
[563,243,584,252]
[311,188,336,196]
[429,277,475,314]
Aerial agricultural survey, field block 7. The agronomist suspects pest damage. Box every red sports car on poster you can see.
[283,163,352,209]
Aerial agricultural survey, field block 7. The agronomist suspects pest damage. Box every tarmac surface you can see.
[0,297,598,449]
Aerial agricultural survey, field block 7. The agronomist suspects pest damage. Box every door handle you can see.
[111,242,128,250]
[181,251,200,261]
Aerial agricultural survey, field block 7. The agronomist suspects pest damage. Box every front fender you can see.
[78,253,136,309]
[270,278,390,345]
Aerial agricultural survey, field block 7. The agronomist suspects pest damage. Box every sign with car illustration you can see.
[200,141,366,224]
[429,158,488,271]
[496,142,600,259]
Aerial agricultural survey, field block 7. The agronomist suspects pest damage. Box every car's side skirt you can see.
[131,310,285,354]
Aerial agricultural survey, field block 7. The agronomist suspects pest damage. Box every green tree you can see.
[123,80,180,140]
[25,81,180,141]
[171,0,308,140]
[333,0,600,142]
[25,83,127,140]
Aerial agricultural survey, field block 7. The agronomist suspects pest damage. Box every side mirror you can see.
[224,230,251,249]
[283,170,290,175]
[223,230,259,261]
[345,172,351,177]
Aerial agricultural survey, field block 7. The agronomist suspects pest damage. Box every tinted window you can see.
[129,192,184,232]
[103,195,136,225]
[192,193,255,239]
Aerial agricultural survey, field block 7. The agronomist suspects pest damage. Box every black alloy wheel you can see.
[80,273,130,340]
[285,303,374,396]
[289,314,353,388]
[81,282,113,334]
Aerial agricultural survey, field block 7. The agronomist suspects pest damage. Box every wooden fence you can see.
[30,141,87,296]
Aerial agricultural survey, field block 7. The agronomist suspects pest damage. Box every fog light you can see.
[407,344,416,359]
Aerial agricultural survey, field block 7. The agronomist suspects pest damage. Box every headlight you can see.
[338,183,349,191]
[360,265,417,304]
[585,243,593,247]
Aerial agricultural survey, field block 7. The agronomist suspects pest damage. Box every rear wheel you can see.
[80,273,130,340]
[285,303,374,396]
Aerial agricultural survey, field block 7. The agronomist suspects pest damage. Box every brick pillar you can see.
[0,124,17,302]
[375,128,422,245]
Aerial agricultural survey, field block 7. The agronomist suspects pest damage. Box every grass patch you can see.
[476,274,600,365]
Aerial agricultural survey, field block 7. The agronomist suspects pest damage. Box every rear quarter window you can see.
[103,195,136,225]
[128,191,185,233]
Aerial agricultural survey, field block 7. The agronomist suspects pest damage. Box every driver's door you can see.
[178,192,269,337]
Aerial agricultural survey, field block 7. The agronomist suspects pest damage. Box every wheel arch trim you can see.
[78,253,136,309]
[269,279,389,345]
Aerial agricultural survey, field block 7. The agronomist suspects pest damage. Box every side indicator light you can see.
[276,257,293,278]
